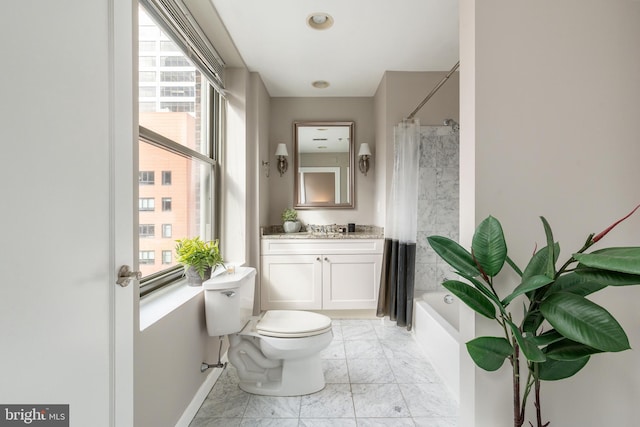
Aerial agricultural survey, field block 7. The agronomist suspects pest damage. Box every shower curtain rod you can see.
[406,61,460,121]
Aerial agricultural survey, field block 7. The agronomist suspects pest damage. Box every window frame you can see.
[137,0,224,298]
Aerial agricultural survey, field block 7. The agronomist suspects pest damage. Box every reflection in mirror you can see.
[294,121,355,209]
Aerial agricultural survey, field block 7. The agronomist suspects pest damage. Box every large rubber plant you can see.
[427,205,640,426]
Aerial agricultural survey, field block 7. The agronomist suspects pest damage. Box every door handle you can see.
[117,265,142,287]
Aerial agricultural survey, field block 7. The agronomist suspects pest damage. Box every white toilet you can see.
[203,266,333,396]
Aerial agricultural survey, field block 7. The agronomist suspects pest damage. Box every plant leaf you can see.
[466,336,513,371]
[537,356,590,381]
[442,280,496,319]
[544,338,603,361]
[506,319,546,362]
[539,217,557,278]
[573,247,640,275]
[506,255,523,277]
[547,272,607,297]
[575,267,640,286]
[427,236,480,277]
[522,243,560,282]
[522,310,545,334]
[455,271,504,310]
[502,274,554,306]
[528,329,564,346]
[540,292,630,352]
[471,216,507,276]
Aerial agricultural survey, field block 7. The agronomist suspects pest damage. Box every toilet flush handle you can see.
[222,290,236,298]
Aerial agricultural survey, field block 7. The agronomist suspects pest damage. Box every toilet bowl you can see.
[203,267,333,396]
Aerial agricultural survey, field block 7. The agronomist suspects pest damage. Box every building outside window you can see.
[139,251,155,265]
[139,198,155,211]
[137,3,223,295]
[139,171,155,185]
[139,224,155,237]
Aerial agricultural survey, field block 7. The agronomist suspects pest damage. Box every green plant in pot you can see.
[282,208,301,233]
[427,205,640,427]
[175,237,224,286]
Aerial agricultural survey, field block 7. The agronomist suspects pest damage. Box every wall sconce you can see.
[275,143,288,177]
[358,143,372,176]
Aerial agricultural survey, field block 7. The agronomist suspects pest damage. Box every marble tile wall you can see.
[415,126,459,294]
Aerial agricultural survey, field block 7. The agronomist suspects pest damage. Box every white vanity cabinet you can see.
[260,239,383,311]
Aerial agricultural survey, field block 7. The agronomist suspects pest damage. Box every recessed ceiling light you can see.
[312,80,330,89]
[307,13,334,30]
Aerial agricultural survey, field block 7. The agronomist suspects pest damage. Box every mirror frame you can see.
[293,121,355,209]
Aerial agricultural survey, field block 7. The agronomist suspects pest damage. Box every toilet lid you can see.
[257,310,332,338]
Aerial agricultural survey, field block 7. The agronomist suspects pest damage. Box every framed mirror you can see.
[294,121,355,209]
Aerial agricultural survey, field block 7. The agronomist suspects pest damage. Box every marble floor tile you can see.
[388,357,440,384]
[299,419,357,427]
[347,358,395,384]
[343,339,385,359]
[321,339,346,359]
[323,359,350,383]
[239,418,299,426]
[244,395,301,418]
[341,323,375,340]
[189,417,242,427]
[351,383,410,418]
[356,418,416,426]
[399,383,458,418]
[194,382,250,418]
[189,318,459,427]
[300,384,355,418]
[413,417,458,427]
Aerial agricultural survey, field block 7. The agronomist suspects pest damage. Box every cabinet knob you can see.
[324,257,329,262]
[316,257,321,261]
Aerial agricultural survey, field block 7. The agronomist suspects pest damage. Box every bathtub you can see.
[413,292,460,402]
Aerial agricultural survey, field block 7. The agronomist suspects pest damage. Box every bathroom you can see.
[4,1,640,427]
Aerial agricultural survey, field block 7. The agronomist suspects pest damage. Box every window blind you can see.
[140,0,225,91]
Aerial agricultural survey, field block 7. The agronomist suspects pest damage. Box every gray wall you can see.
[268,97,376,226]
[460,0,640,425]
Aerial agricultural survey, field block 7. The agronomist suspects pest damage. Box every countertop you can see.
[261,225,384,240]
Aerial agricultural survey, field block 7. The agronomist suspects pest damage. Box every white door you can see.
[111,0,136,425]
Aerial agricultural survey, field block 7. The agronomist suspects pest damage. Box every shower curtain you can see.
[376,119,420,330]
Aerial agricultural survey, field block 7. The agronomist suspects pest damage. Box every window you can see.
[139,251,155,265]
[139,224,155,237]
[160,86,195,97]
[137,2,223,296]
[161,197,172,211]
[139,198,155,211]
[139,171,155,185]
[161,171,171,185]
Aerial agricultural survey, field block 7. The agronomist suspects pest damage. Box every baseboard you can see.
[175,352,229,427]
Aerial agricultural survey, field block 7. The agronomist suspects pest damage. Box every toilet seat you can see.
[257,310,332,338]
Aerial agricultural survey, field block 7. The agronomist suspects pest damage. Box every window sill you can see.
[139,279,202,331]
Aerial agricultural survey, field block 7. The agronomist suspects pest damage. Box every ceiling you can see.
[208,0,459,98]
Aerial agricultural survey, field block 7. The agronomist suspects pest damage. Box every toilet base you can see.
[237,354,326,396]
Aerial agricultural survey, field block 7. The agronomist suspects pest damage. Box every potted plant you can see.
[282,208,301,233]
[175,237,224,286]
[427,205,640,426]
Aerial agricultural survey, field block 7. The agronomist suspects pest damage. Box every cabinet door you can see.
[261,255,322,310]
[322,254,381,309]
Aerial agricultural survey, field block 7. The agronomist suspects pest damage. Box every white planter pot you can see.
[283,220,301,233]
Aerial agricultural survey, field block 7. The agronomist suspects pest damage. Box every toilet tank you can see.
[202,266,256,336]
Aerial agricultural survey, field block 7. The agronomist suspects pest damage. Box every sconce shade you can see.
[275,143,288,157]
[358,143,372,157]
[275,143,288,177]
